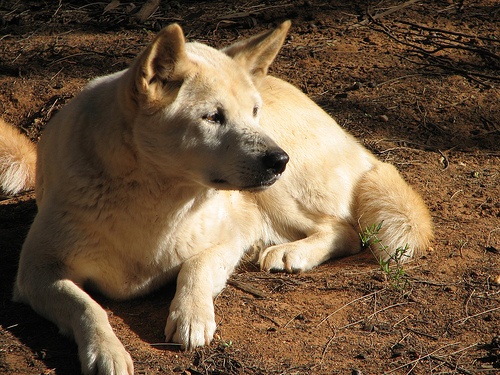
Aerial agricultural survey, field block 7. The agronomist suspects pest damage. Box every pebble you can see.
[444,285,457,293]
[377,114,389,122]
[350,82,363,90]
[362,323,374,332]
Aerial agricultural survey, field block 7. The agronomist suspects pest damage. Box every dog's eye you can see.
[253,105,259,117]
[203,110,225,125]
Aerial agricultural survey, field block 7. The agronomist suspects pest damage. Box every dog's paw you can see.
[164,296,216,350]
[259,244,311,273]
[80,334,134,375]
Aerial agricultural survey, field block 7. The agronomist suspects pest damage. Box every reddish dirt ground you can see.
[0,1,499,374]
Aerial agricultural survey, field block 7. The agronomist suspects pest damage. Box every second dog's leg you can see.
[259,220,361,273]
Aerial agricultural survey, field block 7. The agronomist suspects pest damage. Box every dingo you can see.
[0,21,432,375]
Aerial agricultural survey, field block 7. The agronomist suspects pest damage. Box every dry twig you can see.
[454,306,500,325]
[227,279,268,299]
[385,342,461,374]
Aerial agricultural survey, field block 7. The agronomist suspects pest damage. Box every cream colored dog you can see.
[0,22,432,375]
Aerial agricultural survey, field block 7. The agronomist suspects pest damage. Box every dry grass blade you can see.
[316,289,384,327]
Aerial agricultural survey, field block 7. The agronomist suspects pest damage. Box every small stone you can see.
[362,323,374,332]
[350,82,363,90]
[391,343,404,358]
[377,114,389,122]
[485,246,499,254]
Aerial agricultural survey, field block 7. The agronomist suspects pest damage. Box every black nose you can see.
[262,149,289,175]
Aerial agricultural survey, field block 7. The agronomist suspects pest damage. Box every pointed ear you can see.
[223,21,291,82]
[129,23,191,112]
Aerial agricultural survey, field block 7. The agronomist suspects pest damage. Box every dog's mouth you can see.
[242,173,282,191]
[210,172,282,191]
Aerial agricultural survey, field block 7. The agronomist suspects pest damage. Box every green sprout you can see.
[360,221,410,291]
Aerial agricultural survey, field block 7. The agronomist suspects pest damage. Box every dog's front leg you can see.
[15,220,134,375]
[165,244,241,350]
[14,274,133,375]
[259,219,362,273]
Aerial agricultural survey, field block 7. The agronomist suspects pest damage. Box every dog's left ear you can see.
[223,21,291,83]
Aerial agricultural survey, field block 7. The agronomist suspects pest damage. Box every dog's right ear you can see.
[127,24,191,113]
[223,21,291,84]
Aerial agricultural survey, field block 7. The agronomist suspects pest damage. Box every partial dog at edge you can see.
[0,21,433,375]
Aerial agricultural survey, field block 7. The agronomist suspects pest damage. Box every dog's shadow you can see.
[0,195,80,373]
[0,194,180,373]
[92,282,177,347]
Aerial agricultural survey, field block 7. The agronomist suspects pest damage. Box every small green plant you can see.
[360,221,410,291]
[221,340,233,348]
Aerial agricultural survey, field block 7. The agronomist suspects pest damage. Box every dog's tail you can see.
[0,119,37,195]
[354,162,433,262]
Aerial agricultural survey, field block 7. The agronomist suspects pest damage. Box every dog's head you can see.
[122,22,291,191]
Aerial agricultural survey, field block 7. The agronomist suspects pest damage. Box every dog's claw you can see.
[259,245,310,273]
[165,296,216,350]
[81,333,134,375]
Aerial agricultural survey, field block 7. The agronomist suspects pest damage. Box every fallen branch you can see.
[367,19,500,87]
[352,0,421,28]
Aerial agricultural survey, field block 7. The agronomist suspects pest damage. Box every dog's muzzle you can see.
[209,148,289,191]
[262,149,289,176]
[245,148,289,190]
